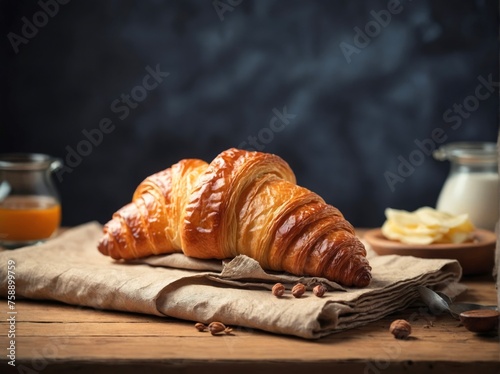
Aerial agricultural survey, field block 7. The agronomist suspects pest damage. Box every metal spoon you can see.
[417,286,498,319]
[418,286,451,316]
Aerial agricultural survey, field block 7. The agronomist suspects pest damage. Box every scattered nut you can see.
[389,319,412,339]
[208,321,233,335]
[194,322,207,332]
[292,283,306,298]
[313,284,327,297]
[272,283,286,297]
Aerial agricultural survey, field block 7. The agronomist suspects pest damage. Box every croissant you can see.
[98,148,372,287]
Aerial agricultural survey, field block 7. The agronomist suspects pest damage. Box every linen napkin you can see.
[0,222,462,339]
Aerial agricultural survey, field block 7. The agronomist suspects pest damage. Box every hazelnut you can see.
[194,322,207,332]
[313,284,327,297]
[292,283,306,298]
[389,319,412,339]
[208,321,233,335]
[272,283,286,297]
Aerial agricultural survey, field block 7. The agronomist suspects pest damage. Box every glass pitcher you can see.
[433,142,499,231]
[0,153,62,248]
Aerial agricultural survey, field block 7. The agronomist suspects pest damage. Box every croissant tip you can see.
[97,236,108,256]
[354,271,372,288]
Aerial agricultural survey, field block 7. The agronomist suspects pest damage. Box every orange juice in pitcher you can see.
[0,154,62,248]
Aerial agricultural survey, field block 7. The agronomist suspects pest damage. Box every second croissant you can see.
[98,148,372,287]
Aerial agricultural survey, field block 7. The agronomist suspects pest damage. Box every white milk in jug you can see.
[434,142,499,232]
[436,171,499,231]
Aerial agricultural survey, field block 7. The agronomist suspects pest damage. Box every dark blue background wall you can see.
[1,0,498,228]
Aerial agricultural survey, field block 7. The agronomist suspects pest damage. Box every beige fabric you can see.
[0,222,463,339]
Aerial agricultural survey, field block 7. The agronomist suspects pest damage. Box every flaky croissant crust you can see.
[98,148,371,287]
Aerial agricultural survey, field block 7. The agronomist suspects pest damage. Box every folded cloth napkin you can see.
[0,222,462,339]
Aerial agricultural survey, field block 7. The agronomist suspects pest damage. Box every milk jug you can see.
[434,142,499,231]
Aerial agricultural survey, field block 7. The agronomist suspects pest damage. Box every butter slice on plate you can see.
[381,207,475,245]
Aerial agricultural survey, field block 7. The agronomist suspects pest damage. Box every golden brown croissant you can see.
[98,148,372,287]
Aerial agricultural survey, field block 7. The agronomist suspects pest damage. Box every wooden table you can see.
[1,231,499,373]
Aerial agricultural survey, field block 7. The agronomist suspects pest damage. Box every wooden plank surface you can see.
[0,275,498,374]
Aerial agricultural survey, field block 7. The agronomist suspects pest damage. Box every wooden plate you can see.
[363,228,497,275]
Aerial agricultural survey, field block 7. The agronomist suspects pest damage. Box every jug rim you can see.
[0,153,61,171]
[433,141,498,164]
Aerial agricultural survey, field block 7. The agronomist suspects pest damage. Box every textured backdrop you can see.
[1,0,498,228]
